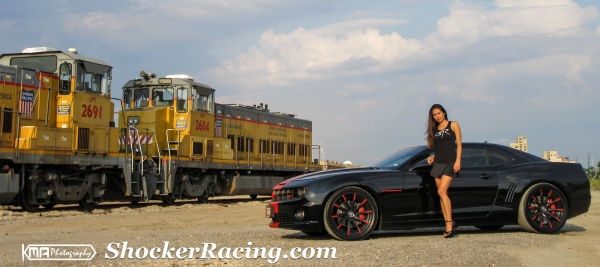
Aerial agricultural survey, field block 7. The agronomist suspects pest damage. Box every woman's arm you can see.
[427,153,435,165]
[452,121,462,172]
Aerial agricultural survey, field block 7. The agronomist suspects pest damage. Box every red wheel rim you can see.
[328,192,374,236]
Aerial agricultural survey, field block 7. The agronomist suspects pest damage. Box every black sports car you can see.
[265,143,591,241]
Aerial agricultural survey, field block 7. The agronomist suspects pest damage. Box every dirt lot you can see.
[1,190,599,266]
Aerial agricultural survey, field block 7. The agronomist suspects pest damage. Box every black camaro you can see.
[265,143,591,241]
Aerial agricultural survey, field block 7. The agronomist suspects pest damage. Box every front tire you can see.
[518,183,568,234]
[323,186,378,241]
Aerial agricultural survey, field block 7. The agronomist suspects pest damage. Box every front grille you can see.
[205,140,213,157]
[272,188,305,201]
[192,142,203,155]
[77,128,90,150]
[273,214,293,223]
[2,108,11,133]
[272,189,294,201]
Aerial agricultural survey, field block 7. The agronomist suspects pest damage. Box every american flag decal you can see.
[20,89,35,117]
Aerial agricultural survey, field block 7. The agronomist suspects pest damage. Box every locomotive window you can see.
[101,69,111,95]
[75,62,111,94]
[152,88,174,107]
[123,89,132,109]
[177,87,188,112]
[134,88,149,108]
[11,56,57,73]
[191,90,211,112]
[59,63,72,94]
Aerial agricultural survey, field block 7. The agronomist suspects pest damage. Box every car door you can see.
[449,147,499,218]
[400,155,442,224]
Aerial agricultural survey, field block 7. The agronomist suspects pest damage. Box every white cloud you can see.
[60,0,331,48]
[425,0,599,47]
[215,0,599,89]
[214,25,425,87]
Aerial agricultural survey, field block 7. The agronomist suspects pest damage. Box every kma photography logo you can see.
[22,244,96,262]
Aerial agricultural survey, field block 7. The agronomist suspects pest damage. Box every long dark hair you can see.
[425,104,448,148]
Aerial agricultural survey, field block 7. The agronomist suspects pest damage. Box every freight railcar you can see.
[0,47,322,212]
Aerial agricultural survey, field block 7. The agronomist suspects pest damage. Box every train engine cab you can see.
[0,47,115,211]
[118,72,321,204]
[117,72,215,203]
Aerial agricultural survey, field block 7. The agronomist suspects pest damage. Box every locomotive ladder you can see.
[124,126,148,201]
[313,145,327,171]
[164,129,181,194]
[140,127,163,196]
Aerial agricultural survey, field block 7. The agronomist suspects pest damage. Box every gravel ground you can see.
[1,191,599,267]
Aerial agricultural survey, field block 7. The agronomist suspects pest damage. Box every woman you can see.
[425,104,462,238]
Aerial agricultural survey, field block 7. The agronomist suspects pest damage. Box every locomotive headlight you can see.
[128,116,140,125]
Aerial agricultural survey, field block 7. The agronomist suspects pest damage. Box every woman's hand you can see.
[453,161,461,173]
[427,156,434,165]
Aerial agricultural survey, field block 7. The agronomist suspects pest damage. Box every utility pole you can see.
[589,154,591,168]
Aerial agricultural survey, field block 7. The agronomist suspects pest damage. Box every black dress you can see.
[430,121,456,178]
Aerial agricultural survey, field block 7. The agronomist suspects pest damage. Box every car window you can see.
[461,148,487,168]
[371,147,423,169]
[487,149,512,165]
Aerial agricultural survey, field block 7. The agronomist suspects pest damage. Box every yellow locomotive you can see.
[0,47,322,211]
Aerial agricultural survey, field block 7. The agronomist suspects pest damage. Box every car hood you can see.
[275,167,377,188]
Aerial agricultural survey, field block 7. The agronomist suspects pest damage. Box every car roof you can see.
[405,142,546,163]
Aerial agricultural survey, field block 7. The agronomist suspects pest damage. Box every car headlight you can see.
[128,116,140,125]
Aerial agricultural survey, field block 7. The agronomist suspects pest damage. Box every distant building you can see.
[320,160,362,170]
[509,136,528,152]
[542,150,576,163]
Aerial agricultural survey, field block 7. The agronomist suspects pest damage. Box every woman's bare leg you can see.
[437,175,453,233]
[434,177,447,221]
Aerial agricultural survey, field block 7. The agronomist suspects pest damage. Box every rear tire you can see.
[323,186,378,241]
[518,183,568,234]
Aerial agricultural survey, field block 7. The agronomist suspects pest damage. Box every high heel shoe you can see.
[444,220,458,238]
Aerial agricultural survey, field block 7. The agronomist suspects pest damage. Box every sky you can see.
[1,0,600,167]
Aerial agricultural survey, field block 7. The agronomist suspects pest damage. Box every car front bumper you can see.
[266,197,323,231]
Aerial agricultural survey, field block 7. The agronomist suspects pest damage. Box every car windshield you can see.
[370,146,424,169]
